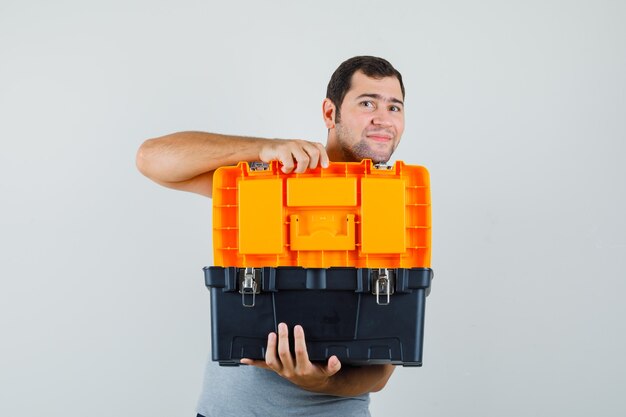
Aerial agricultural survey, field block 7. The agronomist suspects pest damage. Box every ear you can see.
[322,98,336,129]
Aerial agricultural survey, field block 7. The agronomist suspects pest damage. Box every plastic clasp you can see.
[239,268,260,307]
[372,268,395,305]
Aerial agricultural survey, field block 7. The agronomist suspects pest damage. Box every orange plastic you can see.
[212,159,431,268]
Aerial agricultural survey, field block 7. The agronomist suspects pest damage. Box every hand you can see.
[259,140,330,174]
[241,323,342,392]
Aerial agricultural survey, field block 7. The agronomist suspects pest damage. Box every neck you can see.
[325,131,347,162]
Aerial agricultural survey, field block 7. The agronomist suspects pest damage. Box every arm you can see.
[136,131,329,197]
[137,133,383,393]
[241,323,395,397]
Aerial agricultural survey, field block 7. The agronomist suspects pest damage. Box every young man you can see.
[137,56,406,416]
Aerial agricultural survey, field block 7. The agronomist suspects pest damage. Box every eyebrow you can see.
[355,93,404,106]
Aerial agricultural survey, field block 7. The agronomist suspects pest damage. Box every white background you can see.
[1,1,625,416]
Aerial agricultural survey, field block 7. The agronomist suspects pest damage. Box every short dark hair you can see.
[326,56,405,123]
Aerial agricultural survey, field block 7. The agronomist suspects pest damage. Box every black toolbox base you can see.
[204,267,432,367]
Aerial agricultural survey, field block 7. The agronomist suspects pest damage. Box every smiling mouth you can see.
[366,129,394,142]
[367,135,393,142]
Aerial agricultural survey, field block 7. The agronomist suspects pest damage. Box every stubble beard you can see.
[335,123,396,164]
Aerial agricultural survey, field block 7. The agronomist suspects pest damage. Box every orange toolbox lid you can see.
[212,159,431,269]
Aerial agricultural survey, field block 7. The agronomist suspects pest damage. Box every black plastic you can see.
[203,267,433,366]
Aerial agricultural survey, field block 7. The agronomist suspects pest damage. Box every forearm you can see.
[136,131,270,183]
[317,364,395,397]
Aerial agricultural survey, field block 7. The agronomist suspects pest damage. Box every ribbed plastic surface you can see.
[212,159,431,268]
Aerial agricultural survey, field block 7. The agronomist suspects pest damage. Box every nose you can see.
[372,110,392,127]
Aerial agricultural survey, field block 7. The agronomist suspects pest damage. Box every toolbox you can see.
[205,159,433,366]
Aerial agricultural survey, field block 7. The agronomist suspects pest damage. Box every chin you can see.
[348,141,394,163]
[366,149,394,163]
[357,154,391,164]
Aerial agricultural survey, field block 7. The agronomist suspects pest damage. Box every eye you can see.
[389,105,402,112]
[360,100,375,109]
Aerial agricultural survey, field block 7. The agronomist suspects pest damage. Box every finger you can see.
[324,355,342,376]
[264,332,281,371]
[240,358,270,369]
[293,324,310,366]
[301,143,320,169]
[277,148,295,174]
[316,143,330,168]
[277,322,295,370]
[289,145,310,174]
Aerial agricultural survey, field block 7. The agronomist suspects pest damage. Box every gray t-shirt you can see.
[196,357,371,416]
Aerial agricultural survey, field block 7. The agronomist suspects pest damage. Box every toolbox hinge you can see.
[239,268,261,307]
[373,162,392,170]
[249,162,270,171]
[371,268,395,305]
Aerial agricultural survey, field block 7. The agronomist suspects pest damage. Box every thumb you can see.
[325,355,342,376]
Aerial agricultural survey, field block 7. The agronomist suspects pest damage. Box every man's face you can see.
[333,71,405,163]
